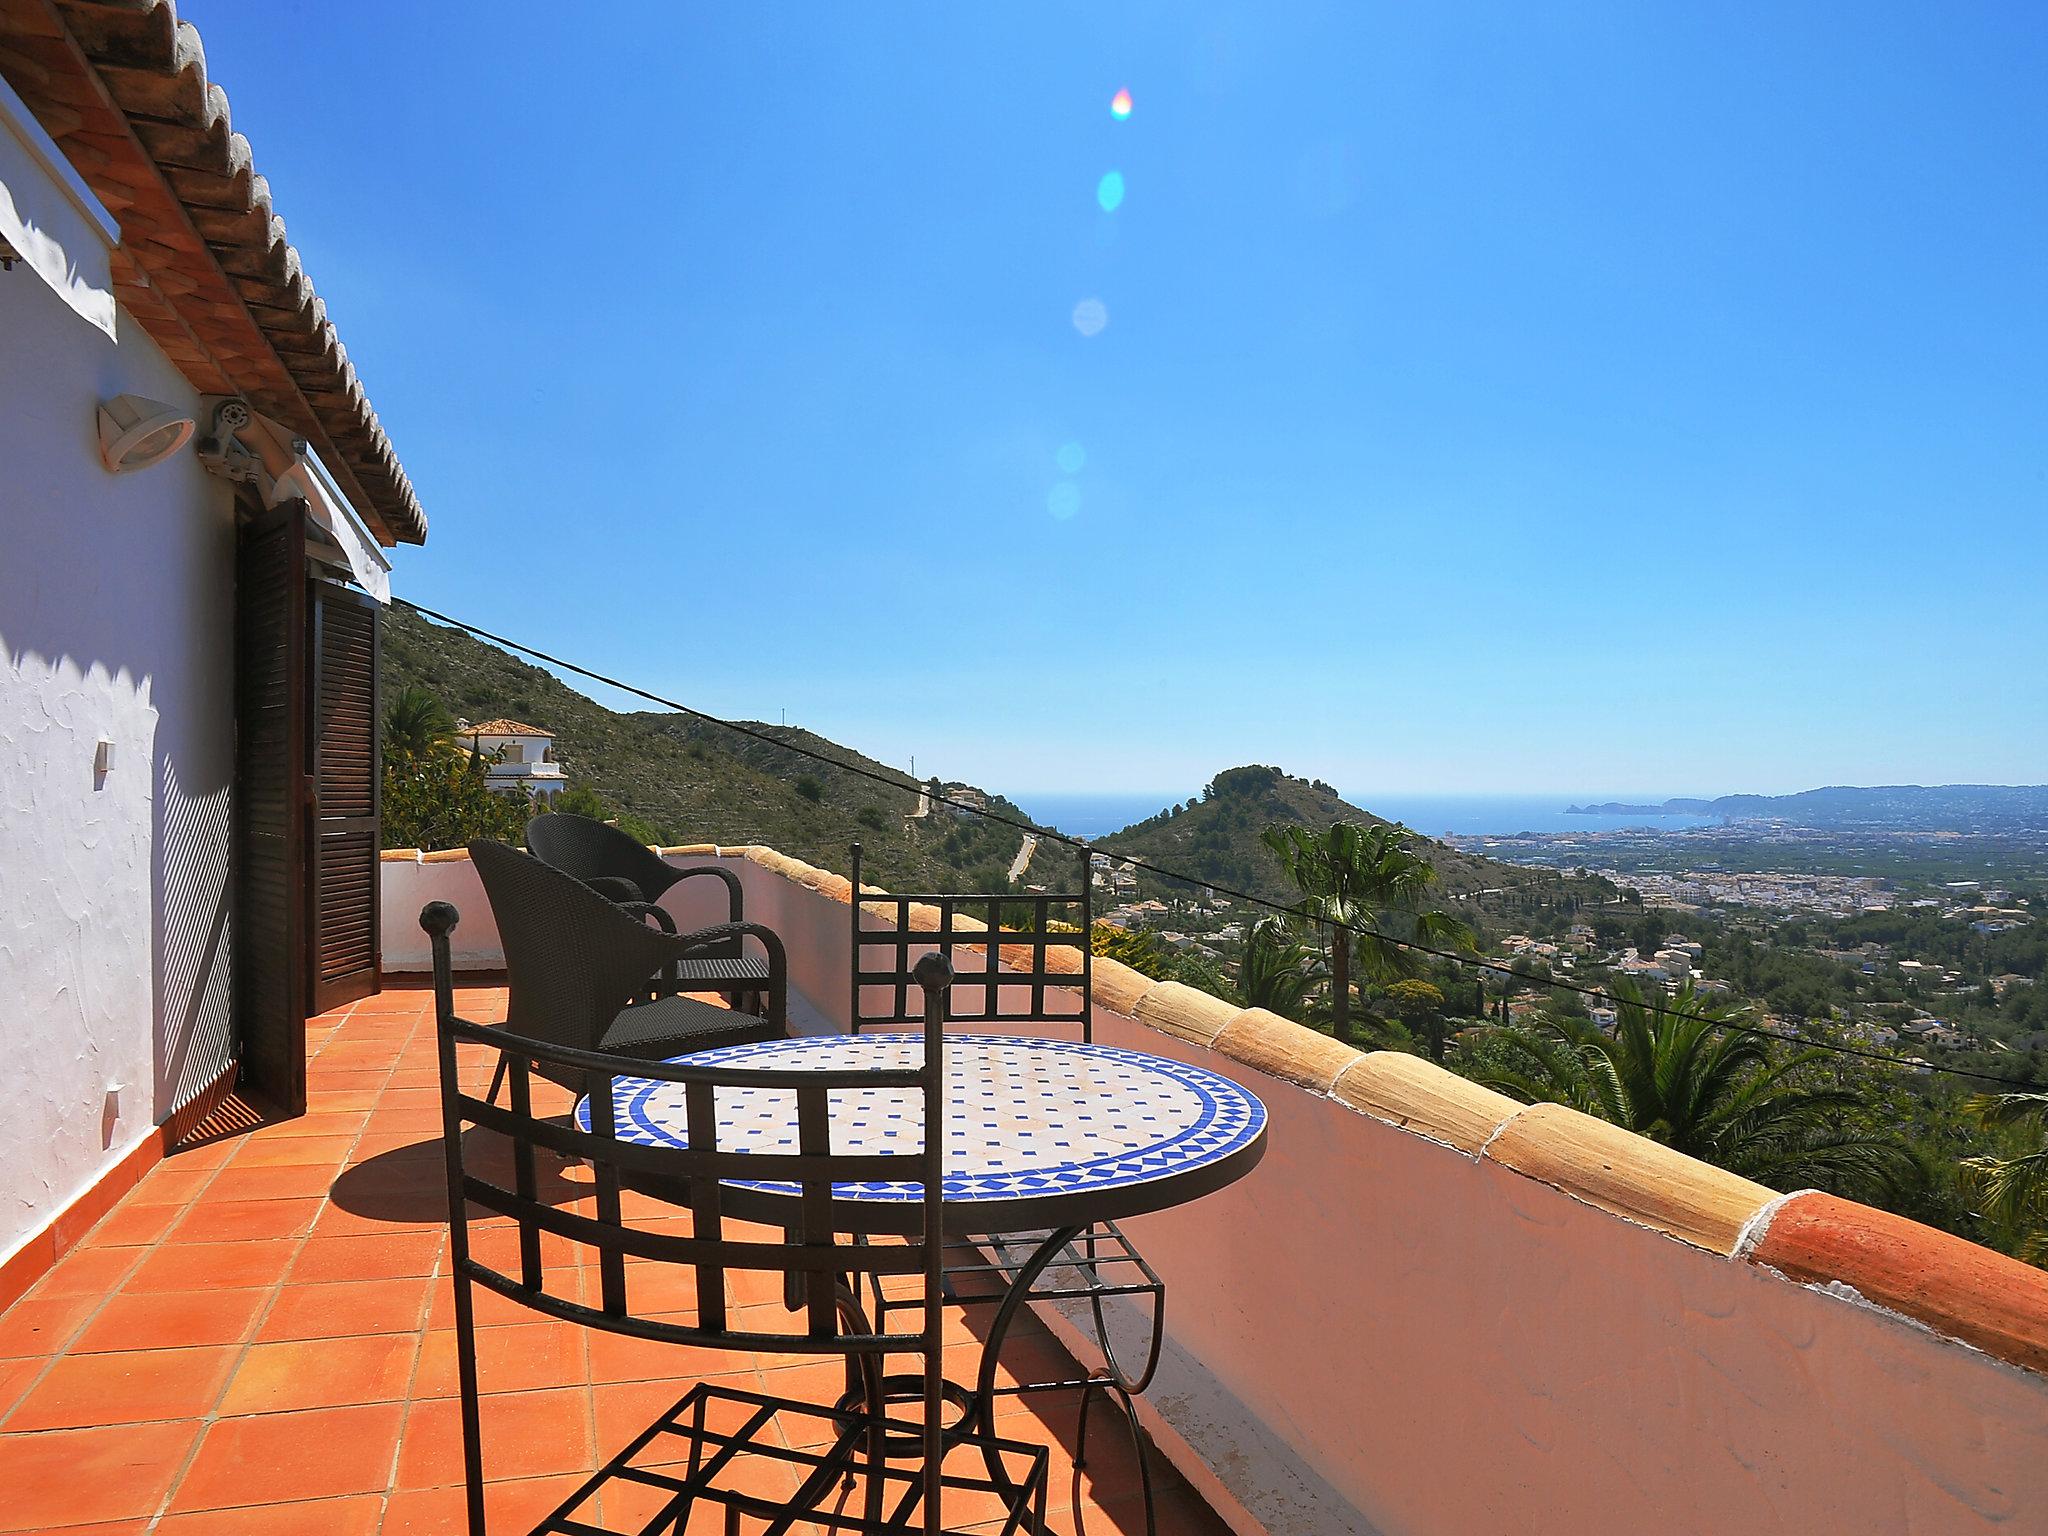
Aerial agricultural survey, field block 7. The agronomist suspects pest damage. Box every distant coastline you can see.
[1019,791,1720,841]
[1565,785,2048,829]
[1021,783,2048,843]
[1567,798,1713,816]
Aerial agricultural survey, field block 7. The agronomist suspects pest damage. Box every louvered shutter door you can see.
[309,579,382,1014]
[235,501,309,1116]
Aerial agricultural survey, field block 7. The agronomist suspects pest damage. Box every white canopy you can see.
[268,444,393,605]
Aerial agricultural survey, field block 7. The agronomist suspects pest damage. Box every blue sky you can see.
[190,2,2045,800]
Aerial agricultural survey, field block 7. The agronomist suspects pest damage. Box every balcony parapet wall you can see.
[382,841,2048,1535]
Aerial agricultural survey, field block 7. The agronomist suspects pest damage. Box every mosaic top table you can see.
[576,1031,1265,1535]
[574,1031,1268,1238]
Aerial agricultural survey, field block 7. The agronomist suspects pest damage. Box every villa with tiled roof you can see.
[459,718,567,801]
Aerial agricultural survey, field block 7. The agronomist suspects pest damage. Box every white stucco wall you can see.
[0,226,237,1265]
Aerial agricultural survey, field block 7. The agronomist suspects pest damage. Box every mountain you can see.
[1094,765,1588,908]
[381,605,1042,891]
[1567,785,2048,831]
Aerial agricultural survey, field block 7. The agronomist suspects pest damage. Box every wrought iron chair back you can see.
[422,901,1019,1535]
[849,841,1092,1039]
[842,843,1168,1536]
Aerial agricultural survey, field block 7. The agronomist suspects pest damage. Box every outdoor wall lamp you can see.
[97,393,195,473]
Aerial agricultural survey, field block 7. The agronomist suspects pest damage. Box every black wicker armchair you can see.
[469,838,784,1095]
[526,812,772,1012]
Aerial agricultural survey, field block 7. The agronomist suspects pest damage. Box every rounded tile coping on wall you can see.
[386,839,2048,1379]
[1746,1190,2048,1376]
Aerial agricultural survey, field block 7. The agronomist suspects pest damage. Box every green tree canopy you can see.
[383,685,456,765]
[1236,916,1319,1022]
[1960,1092,2048,1265]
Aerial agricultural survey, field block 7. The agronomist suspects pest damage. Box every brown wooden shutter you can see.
[309,578,382,1014]
[234,501,309,1116]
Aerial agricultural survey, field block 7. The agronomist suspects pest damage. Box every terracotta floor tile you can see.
[377,1086,447,1112]
[82,1200,184,1248]
[396,1387,593,1487]
[0,1418,202,1531]
[204,1163,350,1202]
[30,1244,143,1299]
[363,1108,447,1137]
[412,1322,586,1398]
[158,1137,239,1169]
[0,1356,39,1419]
[306,1071,395,1094]
[170,1401,405,1511]
[246,1110,374,1141]
[6,1343,238,1430]
[0,1293,99,1358]
[255,1276,431,1341]
[72,1287,272,1354]
[590,1375,767,1462]
[290,1230,445,1284]
[313,1088,386,1113]
[380,1473,589,1535]
[583,1319,740,1385]
[224,1134,360,1170]
[425,1275,556,1329]
[168,1195,326,1245]
[123,1238,298,1294]
[122,1164,217,1207]
[154,1494,384,1535]
[308,1198,443,1240]
[218,1332,419,1415]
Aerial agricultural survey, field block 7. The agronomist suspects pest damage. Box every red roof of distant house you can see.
[463,719,553,738]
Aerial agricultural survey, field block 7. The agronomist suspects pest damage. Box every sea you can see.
[1012,791,1720,842]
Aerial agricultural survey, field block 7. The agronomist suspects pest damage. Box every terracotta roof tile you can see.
[462,719,553,739]
[0,0,426,544]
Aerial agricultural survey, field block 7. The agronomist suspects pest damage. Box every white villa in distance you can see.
[460,717,567,799]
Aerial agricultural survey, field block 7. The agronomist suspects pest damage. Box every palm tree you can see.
[1236,916,1319,1022]
[384,684,455,765]
[1261,821,1474,1044]
[1472,981,1913,1194]
[1960,1092,2048,1264]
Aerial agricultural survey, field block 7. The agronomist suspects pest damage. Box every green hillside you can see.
[382,605,1040,891]
[1096,765,1611,913]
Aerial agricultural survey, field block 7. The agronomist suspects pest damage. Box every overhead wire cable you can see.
[391,599,2041,1090]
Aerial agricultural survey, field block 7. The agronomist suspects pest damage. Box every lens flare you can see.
[1071,298,1108,337]
[1055,441,1087,474]
[1110,88,1133,121]
[1096,171,1126,212]
[1047,483,1082,520]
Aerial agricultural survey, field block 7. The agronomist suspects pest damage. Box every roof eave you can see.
[0,0,426,545]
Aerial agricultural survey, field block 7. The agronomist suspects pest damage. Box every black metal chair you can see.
[848,843,1168,1535]
[422,907,1048,1536]
[525,812,772,1013]
[470,838,784,1099]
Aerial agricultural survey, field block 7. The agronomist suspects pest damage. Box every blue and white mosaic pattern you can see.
[574,1034,1265,1205]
